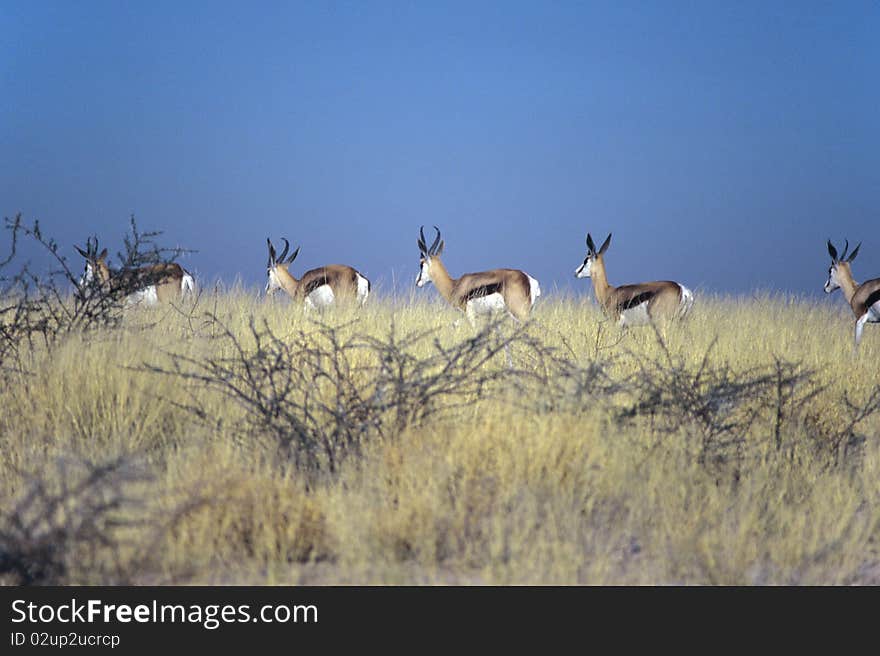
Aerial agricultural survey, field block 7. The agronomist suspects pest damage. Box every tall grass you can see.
[1,289,878,585]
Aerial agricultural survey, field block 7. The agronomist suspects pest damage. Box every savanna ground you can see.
[2,270,878,585]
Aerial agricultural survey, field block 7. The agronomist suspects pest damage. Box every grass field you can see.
[1,288,878,585]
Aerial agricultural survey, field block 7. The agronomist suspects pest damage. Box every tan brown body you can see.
[428,261,537,321]
[595,277,687,324]
[416,227,540,324]
[76,242,194,305]
[851,279,880,318]
[265,238,370,308]
[110,263,191,303]
[824,240,880,348]
[271,263,369,302]
[575,233,693,327]
[832,261,880,318]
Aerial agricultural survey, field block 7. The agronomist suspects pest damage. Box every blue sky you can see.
[2,1,878,297]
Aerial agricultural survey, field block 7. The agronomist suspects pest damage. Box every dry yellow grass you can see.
[0,289,878,585]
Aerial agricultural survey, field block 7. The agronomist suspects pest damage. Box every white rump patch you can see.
[181,271,195,296]
[356,274,370,305]
[527,275,541,306]
[305,284,335,309]
[678,284,695,318]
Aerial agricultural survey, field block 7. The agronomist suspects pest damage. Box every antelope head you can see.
[266,237,300,294]
[415,225,444,288]
[575,232,611,279]
[825,239,860,294]
[74,237,109,288]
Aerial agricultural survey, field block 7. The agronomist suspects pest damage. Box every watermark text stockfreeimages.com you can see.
[10,598,317,631]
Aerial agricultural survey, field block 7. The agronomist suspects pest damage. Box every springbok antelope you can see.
[265,237,370,309]
[75,238,195,306]
[415,225,541,325]
[575,233,694,327]
[825,239,879,348]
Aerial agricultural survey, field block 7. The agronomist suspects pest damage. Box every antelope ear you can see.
[287,246,300,264]
[847,242,861,263]
[827,240,838,262]
[436,240,444,256]
[586,233,596,254]
[75,245,89,258]
[598,233,612,255]
[98,248,108,261]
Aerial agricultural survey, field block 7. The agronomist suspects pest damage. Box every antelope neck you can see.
[275,265,301,296]
[428,256,456,303]
[590,257,613,308]
[837,264,859,305]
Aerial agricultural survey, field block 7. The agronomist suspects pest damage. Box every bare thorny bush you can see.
[0,213,195,382]
[144,315,575,476]
[144,309,880,480]
[617,325,879,471]
[0,454,219,585]
[0,456,152,585]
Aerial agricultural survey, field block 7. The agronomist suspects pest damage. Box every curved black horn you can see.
[847,242,861,263]
[267,238,276,266]
[840,239,849,262]
[429,226,442,255]
[79,236,99,259]
[827,239,838,262]
[278,238,290,263]
[418,226,427,253]
[287,245,300,264]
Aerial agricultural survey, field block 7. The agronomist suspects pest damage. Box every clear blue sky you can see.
[2,1,878,297]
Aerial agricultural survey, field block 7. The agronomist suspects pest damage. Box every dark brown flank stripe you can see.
[463,282,503,302]
[303,274,331,296]
[860,287,880,317]
[618,290,655,311]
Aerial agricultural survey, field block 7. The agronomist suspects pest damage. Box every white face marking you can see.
[266,267,283,294]
[79,261,95,288]
[575,254,593,279]
[305,284,335,309]
[416,258,432,287]
[824,264,840,293]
